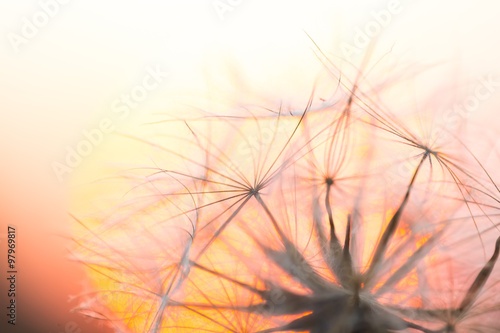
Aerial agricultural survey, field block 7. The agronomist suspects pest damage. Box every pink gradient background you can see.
[1,1,500,332]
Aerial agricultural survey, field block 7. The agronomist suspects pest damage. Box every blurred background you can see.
[1,0,500,332]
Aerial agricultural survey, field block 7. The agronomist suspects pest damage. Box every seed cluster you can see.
[72,46,500,333]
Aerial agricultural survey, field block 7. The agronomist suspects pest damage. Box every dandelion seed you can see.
[70,28,500,333]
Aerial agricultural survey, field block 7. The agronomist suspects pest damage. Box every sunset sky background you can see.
[1,1,500,332]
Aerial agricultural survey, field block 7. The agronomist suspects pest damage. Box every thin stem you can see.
[458,236,500,314]
[254,192,287,242]
[364,152,429,282]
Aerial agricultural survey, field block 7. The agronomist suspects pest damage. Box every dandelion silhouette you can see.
[71,40,500,333]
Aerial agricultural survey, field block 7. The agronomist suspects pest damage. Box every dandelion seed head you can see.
[70,22,500,333]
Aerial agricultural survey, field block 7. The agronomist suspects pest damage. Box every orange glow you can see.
[63,1,500,332]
